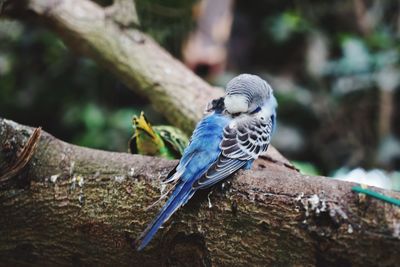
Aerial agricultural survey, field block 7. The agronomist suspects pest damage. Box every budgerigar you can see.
[129,111,189,159]
[136,74,278,250]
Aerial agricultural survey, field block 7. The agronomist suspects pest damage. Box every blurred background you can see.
[0,0,399,190]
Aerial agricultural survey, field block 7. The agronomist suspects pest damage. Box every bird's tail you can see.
[135,181,194,251]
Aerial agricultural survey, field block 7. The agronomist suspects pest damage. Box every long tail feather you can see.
[144,179,180,211]
[135,182,193,251]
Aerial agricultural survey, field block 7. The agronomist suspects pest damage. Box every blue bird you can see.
[135,74,278,250]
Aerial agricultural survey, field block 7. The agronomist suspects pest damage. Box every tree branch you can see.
[105,0,140,28]
[1,0,222,133]
[1,118,399,266]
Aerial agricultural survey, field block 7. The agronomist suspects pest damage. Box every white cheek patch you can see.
[258,97,277,121]
[224,95,249,114]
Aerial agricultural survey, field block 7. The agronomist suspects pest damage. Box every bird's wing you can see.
[193,116,273,189]
[162,112,228,185]
[221,116,272,160]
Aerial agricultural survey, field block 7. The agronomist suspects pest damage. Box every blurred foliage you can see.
[267,11,309,43]
[136,0,196,57]
[0,19,164,151]
[1,0,400,189]
[227,1,400,179]
[63,104,135,150]
[292,161,320,176]
[0,0,196,152]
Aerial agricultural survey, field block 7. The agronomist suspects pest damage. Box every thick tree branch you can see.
[1,118,399,266]
[1,0,222,133]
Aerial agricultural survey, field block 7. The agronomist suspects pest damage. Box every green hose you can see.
[352,186,400,207]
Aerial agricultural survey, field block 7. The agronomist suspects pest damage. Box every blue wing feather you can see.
[135,112,229,250]
[192,156,247,189]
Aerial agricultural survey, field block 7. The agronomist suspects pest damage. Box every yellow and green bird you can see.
[129,112,189,159]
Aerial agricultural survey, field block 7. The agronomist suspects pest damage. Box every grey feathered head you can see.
[224,74,273,114]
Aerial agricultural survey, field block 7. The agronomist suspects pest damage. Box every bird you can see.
[135,74,278,251]
[129,111,189,160]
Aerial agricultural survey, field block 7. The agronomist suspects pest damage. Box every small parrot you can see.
[129,111,189,159]
[136,74,278,250]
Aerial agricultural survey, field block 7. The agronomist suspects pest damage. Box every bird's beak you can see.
[133,111,157,139]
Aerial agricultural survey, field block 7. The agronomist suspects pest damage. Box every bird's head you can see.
[224,74,275,115]
[132,111,157,139]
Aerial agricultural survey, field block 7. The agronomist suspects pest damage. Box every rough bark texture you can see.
[1,0,222,133]
[1,118,400,267]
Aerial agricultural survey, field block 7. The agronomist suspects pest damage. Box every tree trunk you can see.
[1,118,399,266]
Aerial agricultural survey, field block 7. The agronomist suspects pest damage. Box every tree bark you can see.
[1,118,400,267]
